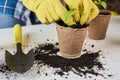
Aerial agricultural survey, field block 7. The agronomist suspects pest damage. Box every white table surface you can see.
[0,16,120,80]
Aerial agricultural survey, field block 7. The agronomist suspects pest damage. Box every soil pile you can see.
[0,43,112,79]
[34,43,110,78]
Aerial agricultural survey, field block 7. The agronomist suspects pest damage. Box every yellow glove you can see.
[64,0,99,25]
[23,0,76,26]
[23,0,43,12]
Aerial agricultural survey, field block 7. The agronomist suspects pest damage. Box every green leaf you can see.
[100,1,107,9]
[64,9,77,22]
[79,9,83,16]
[93,0,99,5]
[93,0,107,10]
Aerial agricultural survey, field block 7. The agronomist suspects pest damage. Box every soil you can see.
[56,21,89,28]
[34,43,112,78]
[0,64,11,73]
[0,43,112,79]
[99,11,111,15]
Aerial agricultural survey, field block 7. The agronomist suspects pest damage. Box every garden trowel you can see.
[5,24,34,73]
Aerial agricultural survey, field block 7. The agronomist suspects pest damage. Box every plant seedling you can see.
[93,0,107,10]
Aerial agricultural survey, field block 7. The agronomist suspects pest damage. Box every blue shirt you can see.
[0,0,30,22]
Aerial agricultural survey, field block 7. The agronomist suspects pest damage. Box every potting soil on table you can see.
[0,43,112,80]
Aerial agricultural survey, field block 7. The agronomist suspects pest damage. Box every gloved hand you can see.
[23,0,76,26]
[23,0,99,26]
[22,0,43,12]
[64,0,99,25]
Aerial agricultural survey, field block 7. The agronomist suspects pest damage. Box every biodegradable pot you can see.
[56,23,87,58]
[88,10,111,40]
